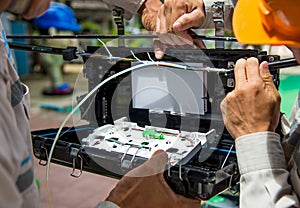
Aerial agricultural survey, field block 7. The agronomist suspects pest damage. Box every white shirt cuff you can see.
[235,132,286,175]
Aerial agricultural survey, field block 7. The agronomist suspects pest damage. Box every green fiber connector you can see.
[142,130,164,140]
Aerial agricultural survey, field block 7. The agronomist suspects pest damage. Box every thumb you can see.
[126,150,168,177]
[260,61,278,92]
[173,10,205,32]
[259,61,274,83]
[146,150,168,174]
[188,30,206,49]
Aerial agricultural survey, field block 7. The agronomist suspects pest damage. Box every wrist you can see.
[230,124,277,140]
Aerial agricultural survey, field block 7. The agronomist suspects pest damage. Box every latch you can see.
[212,2,225,49]
[70,147,83,178]
[112,7,125,47]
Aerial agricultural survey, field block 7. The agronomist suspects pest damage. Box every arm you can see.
[1,0,50,19]
[221,58,299,207]
[236,132,299,207]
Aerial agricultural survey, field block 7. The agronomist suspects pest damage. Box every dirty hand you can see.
[106,150,201,208]
[220,58,281,139]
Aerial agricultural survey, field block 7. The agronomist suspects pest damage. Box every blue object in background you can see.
[11,21,30,76]
[32,2,81,32]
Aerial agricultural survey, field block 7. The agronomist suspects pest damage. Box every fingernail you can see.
[155,50,164,59]
[262,61,269,71]
[173,21,182,31]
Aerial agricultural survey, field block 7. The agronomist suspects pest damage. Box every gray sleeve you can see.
[102,0,146,19]
[235,132,300,208]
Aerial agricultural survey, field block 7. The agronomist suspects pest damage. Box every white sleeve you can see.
[102,0,146,19]
[235,132,299,208]
[95,201,120,208]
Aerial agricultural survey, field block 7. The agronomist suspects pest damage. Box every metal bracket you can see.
[112,7,125,47]
[228,174,239,195]
[179,162,183,181]
[212,2,225,49]
[70,147,83,178]
[167,163,171,177]
[38,145,48,166]
[8,43,78,61]
[120,146,140,170]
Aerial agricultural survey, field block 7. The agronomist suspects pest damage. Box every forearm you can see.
[0,0,31,14]
[236,132,299,207]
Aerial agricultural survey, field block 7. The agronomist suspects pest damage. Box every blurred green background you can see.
[279,73,300,119]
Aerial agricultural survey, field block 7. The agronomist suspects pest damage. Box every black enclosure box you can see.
[32,47,280,200]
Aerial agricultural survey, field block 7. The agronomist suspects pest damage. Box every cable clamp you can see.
[120,145,140,170]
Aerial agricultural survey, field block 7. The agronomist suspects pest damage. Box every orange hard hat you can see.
[233,0,300,47]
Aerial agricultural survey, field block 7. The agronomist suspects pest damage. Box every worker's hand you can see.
[155,0,206,59]
[22,0,51,20]
[106,150,201,208]
[157,0,205,39]
[140,0,206,59]
[220,58,281,139]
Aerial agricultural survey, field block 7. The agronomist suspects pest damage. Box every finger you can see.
[164,0,185,31]
[157,5,168,34]
[154,11,166,59]
[259,61,271,78]
[157,7,174,45]
[173,9,205,32]
[245,57,260,81]
[145,150,168,173]
[234,59,247,89]
[188,30,206,49]
[169,32,193,46]
[193,39,206,48]
[153,38,166,59]
[259,61,276,88]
